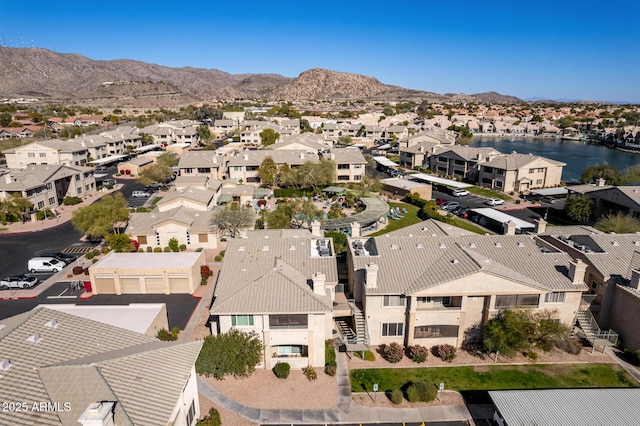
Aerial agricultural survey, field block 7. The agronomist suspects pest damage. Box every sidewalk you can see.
[0,184,123,235]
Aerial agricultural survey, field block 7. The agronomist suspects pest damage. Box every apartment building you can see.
[2,139,89,169]
[478,153,565,192]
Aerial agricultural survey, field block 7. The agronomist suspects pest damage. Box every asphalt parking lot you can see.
[0,282,200,329]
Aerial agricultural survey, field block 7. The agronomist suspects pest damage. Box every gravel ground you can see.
[202,368,339,409]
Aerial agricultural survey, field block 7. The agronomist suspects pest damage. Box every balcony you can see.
[415,296,462,311]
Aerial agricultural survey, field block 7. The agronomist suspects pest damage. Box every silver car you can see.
[1,274,39,290]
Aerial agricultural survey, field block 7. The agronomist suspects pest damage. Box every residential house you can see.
[209,232,336,369]
[323,147,367,182]
[347,233,586,349]
[140,120,198,146]
[0,307,203,426]
[98,126,143,156]
[177,150,226,180]
[173,175,223,192]
[429,145,502,182]
[399,128,456,148]
[567,182,640,220]
[399,142,440,169]
[227,149,319,184]
[0,164,96,212]
[156,187,219,212]
[212,119,237,136]
[3,139,89,169]
[478,153,565,192]
[267,133,331,152]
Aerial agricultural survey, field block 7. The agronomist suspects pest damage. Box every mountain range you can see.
[0,47,522,107]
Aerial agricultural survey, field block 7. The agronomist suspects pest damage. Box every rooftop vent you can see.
[612,241,619,247]
[635,241,640,246]
[44,320,59,329]
[264,235,269,238]
[0,324,5,330]
[421,227,428,231]
[290,245,296,251]
[390,244,398,250]
[416,244,424,249]
[495,243,502,248]
[517,242,525,247]
[408,233,413,237]
[0,360,11,371]
[26,334,42,344]
[439,243,446,249]
[451,259,460,264]
[238,246,245,252]
[469,243,476,249]
[262,245,269,251]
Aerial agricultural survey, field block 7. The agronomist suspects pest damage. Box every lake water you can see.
[471,137,640,183]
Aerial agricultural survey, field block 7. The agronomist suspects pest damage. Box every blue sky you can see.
[2,1,639,103]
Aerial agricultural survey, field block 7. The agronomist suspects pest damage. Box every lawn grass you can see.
[350,364,638,393]
[467,186,511,200]
[368,202,421,236]
[151,197,163,205]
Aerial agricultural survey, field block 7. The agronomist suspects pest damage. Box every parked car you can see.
[39,251,79,263]
[542,197,557,204]
[456,208,470,219]
[1,274,39,289]
[441,201,460,211]
[452,189,470,197]
[131,190,151,198]
[485,198,506,206]
[435,198,446,205]
[28,257,66,273]
[96,166,108,171]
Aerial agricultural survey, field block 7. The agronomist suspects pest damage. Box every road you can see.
[0,166,150,279]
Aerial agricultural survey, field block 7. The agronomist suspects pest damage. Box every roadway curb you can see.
[1,295,38,300]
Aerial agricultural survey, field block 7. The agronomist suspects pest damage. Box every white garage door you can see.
[120,277,142,294]
[169,276,190,293]
[145,277,166,294]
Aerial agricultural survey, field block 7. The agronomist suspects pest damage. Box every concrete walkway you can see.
[605,346,640,383]
[197,350,473,425]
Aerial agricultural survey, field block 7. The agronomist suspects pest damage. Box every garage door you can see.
[120,277,142,294]
[169,276,190,293]
[145,277,166,294]
[95,277,116,294]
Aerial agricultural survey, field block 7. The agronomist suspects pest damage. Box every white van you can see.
[131,190,150,198]
[28,257,66,273]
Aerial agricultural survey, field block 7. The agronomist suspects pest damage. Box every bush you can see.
[390,389,404,405]
[62,196,82,205]
[72,266,84,275]
[179,244,187,251]
[156,327,180,341]
[163,246,171,252]
[168,237,180,252]
[525,351,539,361]
[196,329,263,380]
[197,407,221,426]
[220,250,226,257]
[353,350,376,361]
[138,248,143,252]
[325,340,336,364]
[273,362,290,379]
[214,255,222,262]
[195,247,203,252]
[435,344,457,362]
[406,381,437,403]
[303,365,318,381]
[85,249,101,260]
[324,364,337,376]
[382,342,404,363]
[408,344,429,363]
[146,246,153,252]
[153,247,162,252]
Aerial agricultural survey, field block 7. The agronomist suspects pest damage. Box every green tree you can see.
[105,233,136,252]
[557,116,575,129]
[196,124,212,144]
[196,329,263,380]
[138,163,172,184]
[278,163,298,188]
[71,193,129,238]
[297,160,335,189]
[197,408,221,426]
[168,237,180,252]
[257,156,279,188]
[382,106,394,116]
[580,163,621,185]
[259,128,280,146]
[337,135,353,146]
[7,194,33,219]
[0,112,12,127]
[209,205,255,238]
[325,231,347,255]
[621,165,640,185]
[327,203,346,219]
[300,119,313,133]
[157,152,179,168]
[564,194,593,223]
[140,132,154,145]
[594,212,640,234]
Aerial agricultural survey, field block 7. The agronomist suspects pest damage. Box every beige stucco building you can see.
[478,153,565,192]
[89,251,206,295]
[2,139,90,169]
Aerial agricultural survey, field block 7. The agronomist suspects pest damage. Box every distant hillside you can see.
[0,47,523,106]
[471,91,522,103]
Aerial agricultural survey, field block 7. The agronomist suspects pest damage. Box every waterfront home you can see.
[477,153,565,192]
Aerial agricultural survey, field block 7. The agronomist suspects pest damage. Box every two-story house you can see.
[2,139,89,169]
[478,153,565,192]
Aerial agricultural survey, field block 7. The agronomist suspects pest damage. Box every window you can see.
[337,175,349,181]
[354,164,362,169]
[417,296,451,306]
[37,201,45,209]
[536,179,543,185]
[354,175,362,181]
[269,314,307,329]
[39,152,46,157]
[383,295,406,307]
[199,234,208,242]
[495,294,540,309]
[545,292,566,303]
[197,167,211,173]
[529,168,535,173]
[414,325,459,338]
[186,399,196,426]
[277,345,303,355]
[497,169,505,175]
[233,166,242,172]
[46,183,53,190]
[231,315,254,327]
[28,152,35,158]
[183,168,193,173]
[382,322,404,337]
[48,197,55,205]
[75,174,80,181]
[338,164,350,170]
[137,236,147,244]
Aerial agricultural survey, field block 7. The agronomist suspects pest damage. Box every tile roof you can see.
[0,164,92,191]
[577,234,640,280]
[350,234,585,294]
[227,149,319,167]
[178,151,222,168]
[482,153,566,170]
[383,219,476,237]
[157,187,216,208]
[328,147,367,164]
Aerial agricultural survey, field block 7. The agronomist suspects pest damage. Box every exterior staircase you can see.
[336,319,356,344]
[576,298,618,350]
[353,306,369,345]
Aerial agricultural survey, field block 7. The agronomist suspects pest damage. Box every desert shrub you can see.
[85,249,100,260]
[196,329,262,380]
[382,342,404,363]
[214,255,222,262]
[303,365,318,381]
[556,334,582,355]
[156,327,180,341]
[163,246,171,252]
[63,196,82,205]
[146,246,153,252]
[406,381,437,403]
[408,344,429,363]
[435,344,457,362]
[72,266,84,275]
[220,250,226,257]
[197,407,221,426]
[273,362,290,379]
[324,364,337,376]
[200,265,211,278]
[195,247,203,252]
[138,248,143,252]
[153,247,162,252]
[525,351,539,361]
[168,237,179,252]
[325,340,336,364]
[91,258,98,264]
[101,246,110,254]
[390,389,404,405]
[179,244,187,251]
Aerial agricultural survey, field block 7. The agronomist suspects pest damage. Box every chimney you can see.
[313,272,326,296]
[350,222,361,238]
[503,220,516,235]
[365,263,378,289]
[299,152,304,159]
[81,140,86,147]
[78,402,115,426]
[568,259,587,285]
[630,270,640,289]
[243,153,248,160]
[534,218,547,234]
[4,173,12,184]
[311,220,322,237]
[596,177,606,187]
[418,145,424,152]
